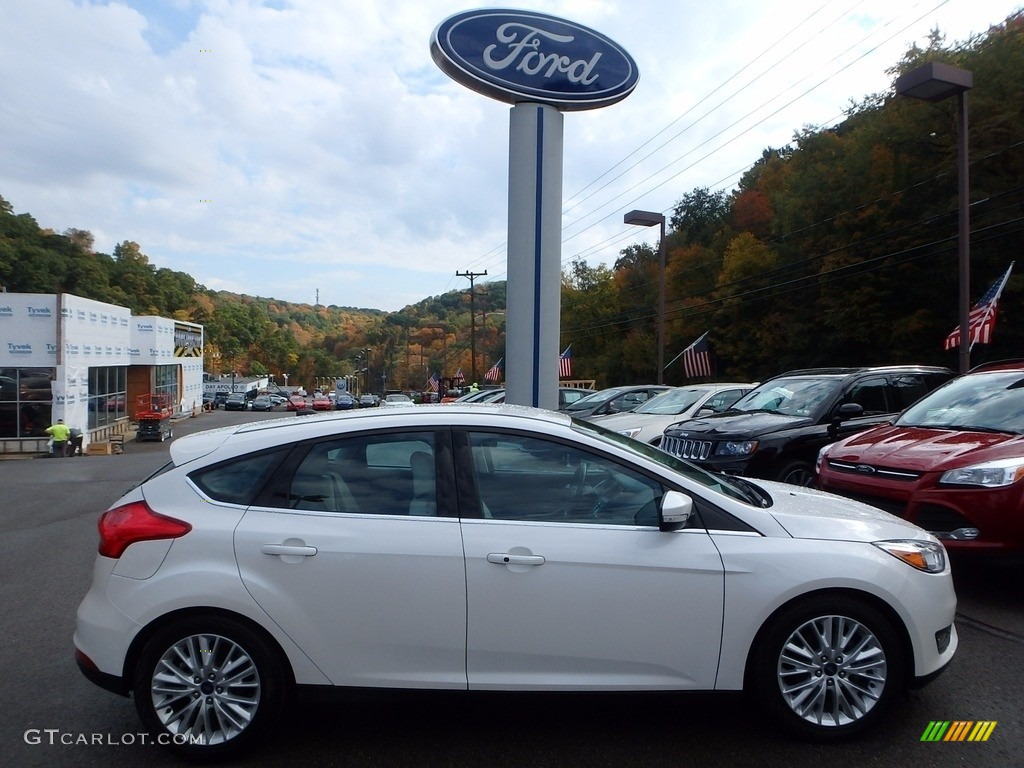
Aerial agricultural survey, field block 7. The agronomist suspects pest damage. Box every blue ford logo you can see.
[431,9,638,111]
[855,464,876,474]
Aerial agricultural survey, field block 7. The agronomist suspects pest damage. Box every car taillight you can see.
[97,500,191,558]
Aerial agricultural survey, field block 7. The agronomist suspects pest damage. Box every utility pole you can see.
[456,269,487,383]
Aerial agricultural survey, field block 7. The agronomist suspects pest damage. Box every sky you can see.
[2,0,1021,312]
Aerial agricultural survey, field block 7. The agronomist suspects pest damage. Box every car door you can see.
[457,429,725,690]
[233,429,468,689]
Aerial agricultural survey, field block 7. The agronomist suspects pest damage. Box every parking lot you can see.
[1,406,1021,767]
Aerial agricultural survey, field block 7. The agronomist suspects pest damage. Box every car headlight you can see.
[717,440,758,457]
[619,428,642,439]
[815,445,830,472]
[939,457,1024,488]
[873,540,946,573]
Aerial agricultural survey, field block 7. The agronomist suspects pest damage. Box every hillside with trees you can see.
[2,12,1022,390]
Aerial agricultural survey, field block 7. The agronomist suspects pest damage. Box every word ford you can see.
[484,23,601,84]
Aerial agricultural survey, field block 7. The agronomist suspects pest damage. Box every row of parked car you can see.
[545,362,1022,554]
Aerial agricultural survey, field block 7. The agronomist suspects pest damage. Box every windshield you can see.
[571,417,770,506]
[729,376,842,417]
[897,372,1024,433]
[562,387,627,412]
[634,388,705,415]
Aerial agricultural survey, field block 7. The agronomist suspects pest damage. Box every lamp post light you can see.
[624,209,667,384]
[896,61,973,374]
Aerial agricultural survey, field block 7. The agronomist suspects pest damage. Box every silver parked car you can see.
[590,383,754,446]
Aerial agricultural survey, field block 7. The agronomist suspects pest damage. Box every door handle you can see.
[487,553,545,566]
[262,544,318,557]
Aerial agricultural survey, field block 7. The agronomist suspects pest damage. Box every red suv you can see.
[817,360,1024,553]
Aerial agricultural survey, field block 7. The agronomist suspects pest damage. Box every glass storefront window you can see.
[0,368,55,438]
[87,366,128,429]
[154,365,179,407]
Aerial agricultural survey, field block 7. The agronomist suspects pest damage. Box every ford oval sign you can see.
[430,9,638,111]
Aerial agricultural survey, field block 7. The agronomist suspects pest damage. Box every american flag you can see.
[682,331,713,379]
[559,345,573,378]
[944,262,1014,350]
[484,358,503,382]
[427,372,440,392]
[453,367,466,384]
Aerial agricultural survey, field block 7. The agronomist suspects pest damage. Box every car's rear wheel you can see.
[753,596,904,741]
[133,616,285,759]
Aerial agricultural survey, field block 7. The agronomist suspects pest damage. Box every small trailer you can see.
[135,393,174,442]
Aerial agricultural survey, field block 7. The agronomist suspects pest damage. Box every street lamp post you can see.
[896,61,973,374]
[624,210,667,384]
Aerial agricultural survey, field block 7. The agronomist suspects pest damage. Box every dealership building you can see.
[0,292,204,455]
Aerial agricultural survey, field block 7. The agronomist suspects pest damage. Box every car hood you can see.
[593,412,677,429]
[755,479,931,542]
[826,424,1024,471]
[665,411,812,438]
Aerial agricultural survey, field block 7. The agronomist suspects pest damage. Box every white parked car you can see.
[591,383,754,446]
[75,405,957,758]
[379,393,415,407]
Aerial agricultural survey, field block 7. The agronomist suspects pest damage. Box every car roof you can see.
[968,358,1024,373]
[169,404,573,466]
[770,365,953,379]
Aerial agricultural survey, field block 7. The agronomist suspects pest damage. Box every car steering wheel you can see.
[572,461,590,498]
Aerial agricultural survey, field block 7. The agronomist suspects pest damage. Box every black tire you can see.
[776,460,816,487]
[133,616,286,759]
[753,595,904,741]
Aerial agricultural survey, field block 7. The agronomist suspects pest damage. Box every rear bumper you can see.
[75,649,128,696]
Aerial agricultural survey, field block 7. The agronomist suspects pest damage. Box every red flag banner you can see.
[944,262,1014,350]
[682,332,712,379]
[484,358,503,382]
[559,345,573,378]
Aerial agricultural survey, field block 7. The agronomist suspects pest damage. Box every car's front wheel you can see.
[753,596,904,741]
[776,460,816,486]
[133,616,285,759]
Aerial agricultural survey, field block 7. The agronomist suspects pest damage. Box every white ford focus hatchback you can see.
[75,405,957,759]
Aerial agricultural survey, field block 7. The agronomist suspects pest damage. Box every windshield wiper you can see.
[723,475,771,507]
[949,424,1019,435]
[906,423,1018,434]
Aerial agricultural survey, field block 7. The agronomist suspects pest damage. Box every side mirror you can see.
[832,402,864,423]
[660,490,694,532]
[829,402,864,437]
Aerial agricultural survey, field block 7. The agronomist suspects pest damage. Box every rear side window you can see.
[277,431,440,517]
[190,450,285,505]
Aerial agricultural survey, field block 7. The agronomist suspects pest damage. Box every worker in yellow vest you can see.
[45,419,71,457]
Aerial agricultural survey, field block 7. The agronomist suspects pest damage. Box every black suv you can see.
[660,366,954,486]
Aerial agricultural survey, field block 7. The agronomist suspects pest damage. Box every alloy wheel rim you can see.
[776,614,887,727]
[785,468,816,486]
[150,633,261,745]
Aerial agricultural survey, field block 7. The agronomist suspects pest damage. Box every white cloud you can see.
[1,0,1019,310]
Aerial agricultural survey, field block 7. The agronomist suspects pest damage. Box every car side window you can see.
[891,374,932,409]
[280,432,440,517]
[705,388,746,412]
[845,377,890,416]
[190,450,286,505]
[468,431,663,526]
